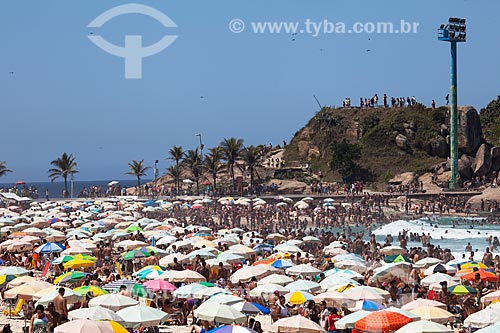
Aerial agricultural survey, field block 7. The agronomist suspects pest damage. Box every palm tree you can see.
[204,147,223,190]
[167,146,184,195]
[0,162,12,178]
[240,145,263,191]
[125,160,151,189]
[182,148,203,194]
[165,165,179,186]
[48,153,78,198]
[220,137,244,191]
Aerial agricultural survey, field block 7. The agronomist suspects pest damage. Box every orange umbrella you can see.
[252,258,275,266]
[462,269,498,282]
[355,310,412,333]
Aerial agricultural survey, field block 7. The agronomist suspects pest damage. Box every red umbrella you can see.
[202,180,211,185]
[355,310,412,333]
[462,269,499,283]
[15,181,25,185]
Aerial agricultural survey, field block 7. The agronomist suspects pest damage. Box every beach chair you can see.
[3,299,24,316]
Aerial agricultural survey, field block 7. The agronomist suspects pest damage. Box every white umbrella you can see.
[88,294,138,311]
[271,314,326,333]
[402,299,447,311]
[257,274,294,286]
[285,280,321,293]
[173,283,207,299]
[286,264,321,277]
[395,320,453,333]
[464,307,500,329]
[249,284,289,300]
[68,306,125,322]
[230,265,277,284]
[336,310,371,329]
[194,303,246,324]
[116,305,168,328]
[421,273,458,286]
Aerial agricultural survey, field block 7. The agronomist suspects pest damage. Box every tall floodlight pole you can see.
[438,18,466,189]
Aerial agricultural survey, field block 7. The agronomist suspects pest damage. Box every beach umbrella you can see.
[228,244,256,258]
[343,287,384,302]
[380,245,405,256]
[116,305,168,328]
[271,315,326,333]
[409,307,454,324]
[188,248,217,260]
[334,260,369,273]
[125,225,144,233]
[274,244,302,253]
[207,326,258,333]
[395,320,453,333]
[482,290,500,305]
[336,310,371,329]
[320,277,360,291]
[7,275,37,288]
[257,274,294,286]
[313,291,351,308]
[249,283,289,299]
[88,294,138,311]
[420,273,458,286]
[35,287,82,307]
[34,242,65,253]
[4,281,54,300]
[286,264,321,277]
[461,261,488,270]
[215,253,245,264]
[414,257,443,268]
[173,283,207,299]
[423,264,457,276]
[122,248,150,260]
[286,291,314,305]
[447,284,477,295]
[325,269,363,280]
[285,280,321,293]
[159,253,188,266]
[475,326,500,333]
[204,293,244,306]
[63,258,95,270]
[230,265,277,284]
[143,279,176,292]
[371,262,412,283]
[402,299,447,311]
[385,306,420,321]
[464,307,500,328]
[68,305,125,322]
[0,266,29,278]
[102,279,137,292]
[195,286,230,299]
[355,310,412,333]
[194,303,246,324]
[271,259,295,269]
[54,271,89,284]
[73,285,109,297]
[163,269,206,283]
[350,300,385,311]
[230,301,270,315]
[54,319,127,333]
[384,254,412,263]
[462,269,499,282]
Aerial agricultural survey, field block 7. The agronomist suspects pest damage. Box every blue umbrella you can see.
[34,242,65,254]
[355,300,385,311]
[144,200,157,207]
[271,259,294,269]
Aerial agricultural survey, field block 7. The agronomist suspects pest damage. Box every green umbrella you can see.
[126,225,144,233]
[448,284,477,295]
[384,254,412,263]
[199,281,214,287]
[131,284,148,298]
[122,248,150,261]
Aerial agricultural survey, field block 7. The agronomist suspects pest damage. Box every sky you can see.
[1,0,499,182]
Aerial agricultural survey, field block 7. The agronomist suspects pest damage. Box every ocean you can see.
[0,179,151,199]
[371,216,500,260]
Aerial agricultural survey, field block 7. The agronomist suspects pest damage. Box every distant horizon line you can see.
[0,179,153,185]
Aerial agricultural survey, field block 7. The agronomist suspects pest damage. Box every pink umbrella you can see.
[143,280,177,292]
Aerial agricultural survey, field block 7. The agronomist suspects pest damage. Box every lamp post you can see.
[438,17,466,189]
[196,133,204,157]
[154,159,158,199]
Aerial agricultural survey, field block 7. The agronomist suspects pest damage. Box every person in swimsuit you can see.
[30,305,49,333]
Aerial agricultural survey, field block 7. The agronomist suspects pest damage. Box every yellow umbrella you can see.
[286,291,314,305]
[63,259,95,270]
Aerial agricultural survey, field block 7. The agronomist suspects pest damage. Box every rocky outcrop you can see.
[491,146,500,172]
[395,134,408,150]
[468,187,500,209]
[458,106,483,155]
[474,143,492,177]
[268,179,307,194]
[430,137,449,158]
[389,172,417,185]
[458,154,474,181]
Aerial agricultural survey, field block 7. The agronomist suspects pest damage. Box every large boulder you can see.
[474,143,492,177]
[468,187,500,209]
[395,134,408,150]
[458,106,483,155]
[268,179,307,194]
[458,155,474,181]
[389,172,417,185]
[491,146,500,172]
[430,137,449,158]
[435,171,452,188]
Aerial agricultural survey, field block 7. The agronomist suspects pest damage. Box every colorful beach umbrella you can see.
[73,285,109,297]
[447,284,477,295]
[351,300,386,311]
[462,269,499,282]
[63,258,96,270]
[122,248,150,260]
[143,279,177,292]
[286,291,314,305]
[384,254,412,263]
[126,225,144,233]
[54,319,128,333]
[54,271,89,284]
[355,310,412,333]
[34,242,65,254]
[207,326,259,333]
[271,259,295,269]
[230,301,270,315]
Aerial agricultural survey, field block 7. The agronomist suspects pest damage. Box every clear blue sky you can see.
[1,0,499,182]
